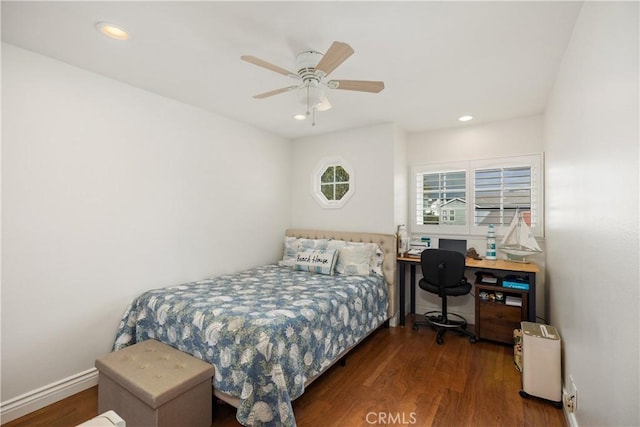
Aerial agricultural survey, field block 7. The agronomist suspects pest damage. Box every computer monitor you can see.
[438,238,467,256]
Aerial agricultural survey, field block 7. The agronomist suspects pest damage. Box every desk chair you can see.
[413,249,477,344]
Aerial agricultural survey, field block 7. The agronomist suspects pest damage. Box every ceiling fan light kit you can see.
[242,41,384,126]
[298,80,324,110]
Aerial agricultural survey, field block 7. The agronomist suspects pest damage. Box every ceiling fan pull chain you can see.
[312,108,316,126]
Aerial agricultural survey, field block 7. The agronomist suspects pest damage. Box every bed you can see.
[113,229,397,426]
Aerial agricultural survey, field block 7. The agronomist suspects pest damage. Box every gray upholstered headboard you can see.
[285,229,398,323]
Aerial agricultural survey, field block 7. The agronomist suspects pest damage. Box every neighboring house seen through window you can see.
[416,170,466,227]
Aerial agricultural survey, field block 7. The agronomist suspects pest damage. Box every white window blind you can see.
[411,154,543,236]
[474,166,534,227]
[411,161,469,234]
[470,154,542,236]
[415,170,466,226]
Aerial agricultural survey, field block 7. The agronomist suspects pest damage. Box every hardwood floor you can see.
[2,315,566,427]
[1,387,98,427]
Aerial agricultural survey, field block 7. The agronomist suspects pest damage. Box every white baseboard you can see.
[0,368,98,424]
[564,409,578,427]
[562,385,579,427]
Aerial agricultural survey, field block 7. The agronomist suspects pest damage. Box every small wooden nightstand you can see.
[475,283,529,344]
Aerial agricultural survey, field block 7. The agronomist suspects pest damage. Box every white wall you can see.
[290,123,397,234]
[406,116,545,321]
[394,125,408,230]
[543,2,639,426]
[1,44,291,402]
[408,115,543,163]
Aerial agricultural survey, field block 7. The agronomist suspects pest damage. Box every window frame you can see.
[311,156,355,209]
[410,154,544,237]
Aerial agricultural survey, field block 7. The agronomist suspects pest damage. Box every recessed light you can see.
[293,114,307,121]
[458,115,473,122]
[95,22,130,41]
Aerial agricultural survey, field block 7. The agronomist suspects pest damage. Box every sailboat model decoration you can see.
[498,210,542,263]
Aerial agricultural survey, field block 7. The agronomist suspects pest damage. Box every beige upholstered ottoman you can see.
[95,339,214,427]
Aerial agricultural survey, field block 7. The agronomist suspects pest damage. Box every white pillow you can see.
[335,244,376,275]
[326,239,348,250]
[328,240,384,276]
[294,249,338,275]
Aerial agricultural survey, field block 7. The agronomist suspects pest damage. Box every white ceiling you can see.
[1,1,582,139]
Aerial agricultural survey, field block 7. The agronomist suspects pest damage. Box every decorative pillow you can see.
[327,240,384,276]
[279,236,299,267]
[326,239,348,251]
[294,249,338,275]
[370,244,385,277]
[335,244,376,275]
[279,238,328,267]
[299,238,328,250]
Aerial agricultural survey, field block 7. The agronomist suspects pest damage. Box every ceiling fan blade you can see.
[241,55,296,77]
[253,86,299,99]
[315,41,354,77]
[329,80,385,93]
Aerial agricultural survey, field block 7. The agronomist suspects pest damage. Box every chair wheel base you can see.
[424,311,467,329]
[413,311,477,344]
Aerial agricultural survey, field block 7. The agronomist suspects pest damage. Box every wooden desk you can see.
[397,256,538,329]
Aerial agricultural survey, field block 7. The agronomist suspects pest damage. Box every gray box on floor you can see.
[95,339,214,427]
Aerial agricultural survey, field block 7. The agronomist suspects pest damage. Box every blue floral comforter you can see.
[113,264,389,426]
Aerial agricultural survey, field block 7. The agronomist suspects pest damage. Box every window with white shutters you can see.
[411,154,543,236]
[415,170,466,226]
[412,162,469,234]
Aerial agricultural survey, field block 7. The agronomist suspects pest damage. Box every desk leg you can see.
[529,272,536,321]
[399,262,406,326]
[410,264,416,315]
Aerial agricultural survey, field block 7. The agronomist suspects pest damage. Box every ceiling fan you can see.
[241,41,384,125]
